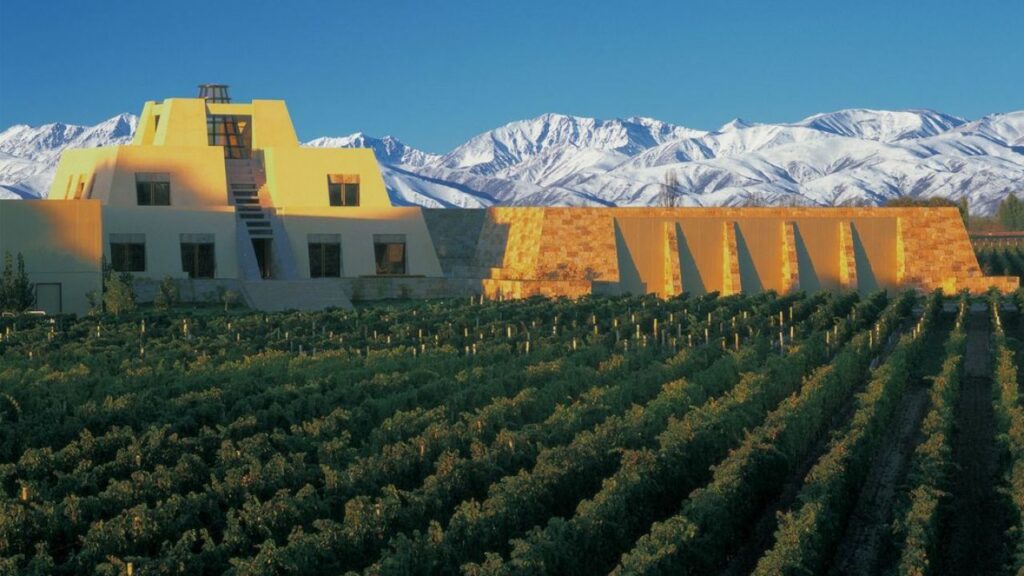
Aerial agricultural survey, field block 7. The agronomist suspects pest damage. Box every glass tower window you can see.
[207,115,251,159]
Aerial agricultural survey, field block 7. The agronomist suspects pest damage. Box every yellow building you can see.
[43,84,445,312]
[0,85,1016,315]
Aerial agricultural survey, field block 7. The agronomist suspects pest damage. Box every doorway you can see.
[252,238,273,279]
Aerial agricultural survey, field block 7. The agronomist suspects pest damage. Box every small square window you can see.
[373,234,406,275]
[308,234,342,278]
[135,173,171,206]
[327,175,360,206]
[180,234,215,278]
[110,233,146,272]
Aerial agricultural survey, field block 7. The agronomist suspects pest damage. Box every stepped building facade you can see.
[0,86,1016,315]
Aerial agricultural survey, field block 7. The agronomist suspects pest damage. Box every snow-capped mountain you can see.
[2,108,1022,214]
[793,109,966,142]
[0,114,136,199]
[305,132,439,167]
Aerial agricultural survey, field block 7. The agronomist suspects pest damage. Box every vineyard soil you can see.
[938,306,1007,576]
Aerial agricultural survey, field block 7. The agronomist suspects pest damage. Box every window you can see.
[180,234,215,278]
[308,234,342,278]
[328,175,360,206]
[110,233,146,272]
[207,115,251,159]
[136,173,171,205]
[374,234,407,275]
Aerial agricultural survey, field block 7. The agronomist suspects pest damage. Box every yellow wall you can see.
[848,217,899,291]
[732,219,781,292]
[109,147,228,206]
[614,218,665,294]
[263,147,392,209]
[49,146,228,207]
[48,147,119,201]
[676,218,726,294]
[131,98,299,151]
[251,100,299,149]
[275,207,442,278]
[0,200,102,314]
[132,101,159,146]
[136,99,210,147]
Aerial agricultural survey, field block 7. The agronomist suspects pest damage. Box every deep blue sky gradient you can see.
[1,0,1022,152]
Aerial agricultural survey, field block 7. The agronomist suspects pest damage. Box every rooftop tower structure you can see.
[198,83,231,103]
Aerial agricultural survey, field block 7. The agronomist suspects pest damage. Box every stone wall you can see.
[421,209,487,275]
[422,206,1017,298]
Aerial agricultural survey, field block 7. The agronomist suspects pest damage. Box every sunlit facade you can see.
[0,86,1016,315]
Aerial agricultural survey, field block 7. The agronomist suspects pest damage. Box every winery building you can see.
[0,86,1016,315]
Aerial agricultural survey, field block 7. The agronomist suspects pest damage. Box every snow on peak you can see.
[2,107,1022,213]
[436,113,705,177]
[304,132,439,167]
[717,118,756,132]
[0,113,137,164]
[949,111,1024,147]
[794,108,965,142]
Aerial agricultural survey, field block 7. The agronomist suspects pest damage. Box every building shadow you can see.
[734,225,764,293]
[851,224,879,292]
[675,223,707,295]
[614,220,645,294]
[793,225,818,291]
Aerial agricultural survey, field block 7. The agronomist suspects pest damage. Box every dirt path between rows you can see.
[719,313,924,576]
[937,306,1005,576]
[827,311,958,575]
[827,384,929,575]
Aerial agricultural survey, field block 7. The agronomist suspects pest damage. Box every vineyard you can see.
[1,289,1023,575]
[977,242,1024,282]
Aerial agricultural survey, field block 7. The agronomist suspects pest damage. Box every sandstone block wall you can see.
[423,207,1017,298]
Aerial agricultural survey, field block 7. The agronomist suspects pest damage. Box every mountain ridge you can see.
[2,108,1021,213]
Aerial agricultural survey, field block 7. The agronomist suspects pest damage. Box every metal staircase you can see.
[226,159,273,240]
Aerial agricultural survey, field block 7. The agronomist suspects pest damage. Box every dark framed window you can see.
[328,174,360,206]
[374,234,406,275]
[207,115,251,159]
[136,173,171,205]
[180,234,215,278]
[110,233,146,272]
[308,234,342,278]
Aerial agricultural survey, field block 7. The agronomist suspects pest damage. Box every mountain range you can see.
[2,108,1022,214]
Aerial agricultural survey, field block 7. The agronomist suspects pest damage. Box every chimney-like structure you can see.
[198,84,230,103]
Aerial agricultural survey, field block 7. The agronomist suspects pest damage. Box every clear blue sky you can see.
[2,0,1022,152]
